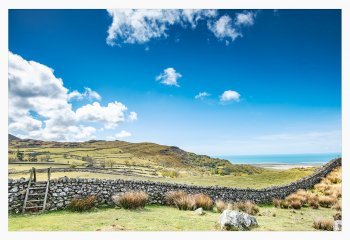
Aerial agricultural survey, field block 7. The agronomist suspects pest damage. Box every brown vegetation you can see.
[233,201,260,215]
[69,195,96,212]
[215,200,227,213]
[112,191,148,209]
[313,218,334,231]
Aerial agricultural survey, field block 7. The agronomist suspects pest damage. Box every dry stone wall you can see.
[8,158,341,214]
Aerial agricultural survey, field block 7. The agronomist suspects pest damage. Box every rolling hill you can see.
[8,134,262,175]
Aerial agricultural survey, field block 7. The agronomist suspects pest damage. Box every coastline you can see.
[251,163,324,170]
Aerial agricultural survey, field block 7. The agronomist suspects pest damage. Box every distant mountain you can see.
[8,134,262,174]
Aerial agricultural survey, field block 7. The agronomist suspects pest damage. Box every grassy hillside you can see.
[8,134,262,176]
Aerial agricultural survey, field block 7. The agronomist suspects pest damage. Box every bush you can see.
[215,200,227,213]
[112,191,148,209]
[193,193,213,210]
[313,218,334,231]
[161,169,180,178]
[69,195,96,212]
[164,191,187,206]
[233,201,259,215]
[318,196,337,208]
[69,164,77,169]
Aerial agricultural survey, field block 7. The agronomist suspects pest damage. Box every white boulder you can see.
[218,210,258,230]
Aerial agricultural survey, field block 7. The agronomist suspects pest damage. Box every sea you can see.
[215,153,341,166]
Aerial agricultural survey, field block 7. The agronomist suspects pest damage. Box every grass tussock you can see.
[112,191,148,209]
[215,200,227,213]
[164,191,187,206]
[69,195,96,212]
[173,194,196,210]
[192,193,213,210]
[318,195,337,208]
[164,191,214,211]
[313,218,334,231]
[233,201,260,215]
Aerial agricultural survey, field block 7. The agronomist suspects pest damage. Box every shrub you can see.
[193,193,213,210]
[164,191,187,206]
[112,191,148,209]
[69,195,96,212]
[69,164,77,169]
[233,201,259,215]
[333,212,342,221]
[307,193,319,209]
[286,191,307,206]
[289,200,302,210]
[313,218,334,231]
[318,196,337,208]
[173,194,196,210]
[161,169,180,178]
[272,198,281,208]
[326,168,342,184]
[215,200,227,213]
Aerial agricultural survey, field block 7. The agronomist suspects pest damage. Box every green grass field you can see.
[8,204,337,231]
[9,167,314,189]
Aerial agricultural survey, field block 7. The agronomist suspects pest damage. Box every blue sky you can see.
[8,9,341,155]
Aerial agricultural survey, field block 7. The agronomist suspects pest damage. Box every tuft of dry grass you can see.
[192,193,213,210]
[173,194,196,210]
[280,200,290,209]
[318,195,337,208]
[164,191,187,206]
[112,191,148,209]
[289,200,302,210]
[332,201,342,211]
[313,218,334,231]
[215,200,227,213]
[272,198,281,208]
[233,201,260,215]
[69,195,96,212]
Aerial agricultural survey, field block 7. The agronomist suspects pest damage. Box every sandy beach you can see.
[252,163,325,170]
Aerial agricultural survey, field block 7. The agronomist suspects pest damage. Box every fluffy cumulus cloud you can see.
[220,90,241,102]
[106,9,257,46]
[8,51,137,141]
[106,9,217,45]
[156,67,182,87]
[195,92,211,99]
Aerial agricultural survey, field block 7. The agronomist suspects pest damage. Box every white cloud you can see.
[128,112,138,121]
[195,92,211,99]
[156,67,182,87]
[106,9,217,45]
[68,87,101,101]
[107,130,132,140]
[76,101,128,129]
[8,51,137,141]
[220,90,241,102]
[208,15,241,42]
[235,11,256,26]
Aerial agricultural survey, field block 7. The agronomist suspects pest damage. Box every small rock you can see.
[194,208,205,215]
[334,220,342,231]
